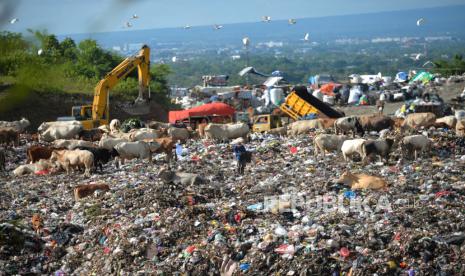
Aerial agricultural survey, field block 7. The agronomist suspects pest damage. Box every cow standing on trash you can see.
[233,141,249,175]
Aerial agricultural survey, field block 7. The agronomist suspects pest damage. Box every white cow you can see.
[204,123,249,142]
[340,139,367,162]
[401,135,432,160]
[129,128,160,141]
[50,149,94,177]
[0,118,30,133]
[98,135,129,150]
[114,141,160,166]
[53,139,95,150]
[314,134,348,157]
[38,121,82,134]
[109,119,121,133]
[39,125,83,142]
[13,159,53,176]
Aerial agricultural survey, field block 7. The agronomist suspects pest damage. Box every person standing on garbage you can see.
[233,142,247,175]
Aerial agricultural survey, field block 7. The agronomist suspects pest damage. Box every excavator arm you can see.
[92,45,150,120]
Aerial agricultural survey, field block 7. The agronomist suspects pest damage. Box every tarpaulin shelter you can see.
[319,83,342,96]
[169,102,236,124]
[395,72,408,83]
[409,71,435,84]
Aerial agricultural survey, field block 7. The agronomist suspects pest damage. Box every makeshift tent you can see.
[320,83,342,96]
[395,72,408,83]
[409,71,434,84]
[169,102,235,123]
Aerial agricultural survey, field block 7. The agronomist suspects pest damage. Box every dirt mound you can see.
[0,88,168,130]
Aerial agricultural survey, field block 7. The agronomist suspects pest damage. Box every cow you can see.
[197,123,208,138]
[26,145,58,163]
[39,125,83,142]
[266,126,288,136]
[75,146,119,172]
[401,112,437,132]
[144,137,177,166]
[98,135,129,150]
[434,116,457,129]
[109,119,121,133]
[204,123,249,142]
[362,138,395,163]
[114,141,160,167]
[287,119,336,136]
[158,168,205,186]
[0,149,5,174]
[129,128,160,142]
[340,139,367,162]
[401,135,432,160]
[337,171,387,190]
[50,149,94,177]
[457,120,465,137]
[0,128,19,147]
[0,118,30,133]
[146,121,170,130]
[167,127,190,142]
[38,121,82,134]
[358,115,394,132]
[334,116,364,137]
[78,129,105,141]
[74,183,110,201]
[13,159,54,177]
[53,139,95,150]
[313,134,348,157]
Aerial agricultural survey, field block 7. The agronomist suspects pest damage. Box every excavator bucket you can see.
[121,101,151,115]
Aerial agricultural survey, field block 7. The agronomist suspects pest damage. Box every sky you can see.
[1,0,464,35]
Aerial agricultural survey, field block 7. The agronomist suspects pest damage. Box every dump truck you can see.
[279,86,344,120]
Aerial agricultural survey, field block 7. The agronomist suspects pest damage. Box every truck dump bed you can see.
[280,86,344,120]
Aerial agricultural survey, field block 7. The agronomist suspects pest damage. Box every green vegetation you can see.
[0,30,172,111]
[433,54,465,76]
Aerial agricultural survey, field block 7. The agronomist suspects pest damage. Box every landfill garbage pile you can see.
[2,131,465,275]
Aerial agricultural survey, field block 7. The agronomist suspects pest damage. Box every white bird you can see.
[184,25,191,29]
[37,49,43,56]
[304,33,310,41]
[213,24,223,30]
[131,14,138,19]
[416,18,424,26]
[10,18,18,24]
[242,37,250,47]
[172,56,177,63]
[423,61,434,67]
[288,19,297,25]
[125,22,132,28]
[415,53,422,60]
[262,16,271,23]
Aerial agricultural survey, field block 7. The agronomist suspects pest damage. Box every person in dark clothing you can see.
[233,142,247,175]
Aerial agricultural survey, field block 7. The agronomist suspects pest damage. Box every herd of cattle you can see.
[0,111,464,178]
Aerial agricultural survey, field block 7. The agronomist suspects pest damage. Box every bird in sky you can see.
[213,24,223,30]
[131,14,139,19]
[304,33,310,41]
[184,25,191,29]
[288,19,297,25]
[125,21,133,28]
[416,18,425,26]
[10,18,18,24]
[262,16,271,23]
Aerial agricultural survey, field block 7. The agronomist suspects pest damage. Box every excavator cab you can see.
[71,105,108,129]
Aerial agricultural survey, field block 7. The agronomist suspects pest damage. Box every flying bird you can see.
[125,21,133,28]
[37,49,44,56]
[213,24,223,30]
[172,56,177,63]
[416,18,425,26]
[288,19,297,25]
[304,33,310,42]
[131,14,139,19]
[415,53,423,60]
[262,16,271,23]
[184,25,191,29]
[10,18,18,24]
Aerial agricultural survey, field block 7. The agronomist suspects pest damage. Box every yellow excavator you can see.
[64,45,151,130]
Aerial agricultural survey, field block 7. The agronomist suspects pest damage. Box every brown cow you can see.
[337,171,387,190]
[197,123,207,138]
[74,183,110,201]
[78,129,104,141]
[401,112,436,132]
[456,120,465,137]
[358,115,394,132]
[144,137,176,166]
[0,128,19,147]
[27,145,62,163]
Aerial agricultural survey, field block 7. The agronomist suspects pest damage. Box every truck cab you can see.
[252,114,283,132]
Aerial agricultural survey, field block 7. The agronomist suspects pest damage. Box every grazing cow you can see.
[144,137,177,165]
[0,149,5,174]
[287,119,336,136]
[197,123,208,138]
[38,121,82,134]
[456,120,465,137]
[313,134,348,157]
[129,128,160,141]
[340,139,367,162]
[75,146,118,172]
[146,121,170,130]
[334,116,364,137]
[98,135,129,150]
[39,125,83,142]
[26,146,58,163]
[266,126,288,136]
[0,118,30,133]
[13,159,54,176]
[434,116,457,129]
[358,115,394,132]
[114,141,160,166]
[53,139,95,150]
[109,119,121,133]
[50,149,94,177]
[401,112,436,132]
[0,128,19,147]
[337,171,387,190]
[74,183,110,201]
[362,138,395,163]
[167,127,190,142]
[78,129,105,141]
[401,135,432,160]
[158,168,205,186]
[393,117,405,132]
[204,123,249,142]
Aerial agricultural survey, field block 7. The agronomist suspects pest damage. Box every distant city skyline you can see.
[1,0,464,35]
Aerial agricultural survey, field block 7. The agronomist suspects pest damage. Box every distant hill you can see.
[63,5,465,48]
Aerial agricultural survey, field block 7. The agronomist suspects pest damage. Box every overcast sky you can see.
[1,0,464,35]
